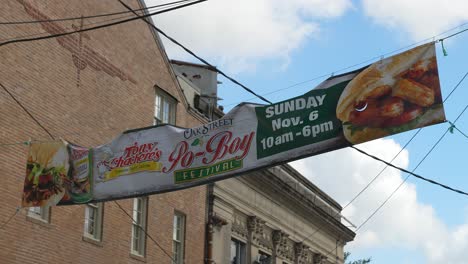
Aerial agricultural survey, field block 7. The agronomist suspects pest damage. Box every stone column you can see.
[247,216,258,264]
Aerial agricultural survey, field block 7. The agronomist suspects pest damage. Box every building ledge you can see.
[82,235,104,247]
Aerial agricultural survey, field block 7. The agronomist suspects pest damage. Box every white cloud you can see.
[148,0,352,73]
[361,0,468,41]
[291,139,468,264]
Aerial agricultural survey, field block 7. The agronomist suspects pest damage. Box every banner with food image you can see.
[22,141,92,207]
[21,42,445,205]
[335,42,444,144]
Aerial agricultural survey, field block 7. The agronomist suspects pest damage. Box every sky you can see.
[147,0,468,263]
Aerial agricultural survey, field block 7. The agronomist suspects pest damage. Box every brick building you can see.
[0,0,208,263]
[1,1,355,264]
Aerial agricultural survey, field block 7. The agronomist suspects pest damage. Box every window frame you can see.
[27,206,50,223]
[154,88,177,126]
[258,250,272,264]
[230,238,246,264]
[83,202,104,241]
[172,211,186,264]
[131,197,148,257]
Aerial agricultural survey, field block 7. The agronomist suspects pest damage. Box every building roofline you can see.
[170,59,217,72]
[278,163,343,211]
[135,0,210,125]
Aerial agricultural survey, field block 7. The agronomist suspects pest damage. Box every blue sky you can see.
[150,0,468,263]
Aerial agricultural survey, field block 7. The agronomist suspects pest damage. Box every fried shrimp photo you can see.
[336,43,446,144]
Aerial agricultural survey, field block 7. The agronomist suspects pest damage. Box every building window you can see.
[84,203,103,241]
[154,89,176,125]
[257,250,272,264]
[27,206,50,223]
[230,239,246,264]
[131,197,148,256]
[172,212,185,264]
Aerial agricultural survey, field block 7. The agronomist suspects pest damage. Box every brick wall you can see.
[0,0,206,263]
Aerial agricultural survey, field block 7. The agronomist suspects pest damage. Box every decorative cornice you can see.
[231,213,248,239]
[211,214,228,228]
[272,230,294,261]
[313,253,327,264]
[247,216,273,250]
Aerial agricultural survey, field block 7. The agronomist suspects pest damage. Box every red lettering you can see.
[163,141,189,173]
[229,137,241,154]
[202,131,255,164]
[124,142,138,158]
[203,131,232,164]
[237,132,255,160]
[181,152,194,167]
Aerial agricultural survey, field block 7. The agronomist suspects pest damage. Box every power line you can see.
[353,105,468,232]
[342,71,468,208]
[118,0,273,105]
[439,28,468,41]
[302,68,468,248]
[0,0,192,25]
[351,145,468,198]
[0,0,207,47]
[449,121,468,139]
[0,208,22,230]
[0,120,145,148]
[0,13,135,42]
[1,83,55,139]
[324,121,468,260]
[300,70,468,244]
[223,23,468,107]
[342,129,422,210]
[113,201,176,262]
[352,72,468,231]
[4,0,271,105]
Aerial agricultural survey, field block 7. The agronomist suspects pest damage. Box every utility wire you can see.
[0,120,145,148]
[449,121,468,139]
[342,71,468,209]
[353,72,468,231]
[439,28,468,41]
[300,70,468,244]
[351,145,468,198]
[0,13,131,42]
[0,208,22,230]
[113,201,175,262]
[1,83,55,139]
[118,0,273,105]
[2,0,271,104]
[0,0,191,25]
[0,0,207,47]
[342,129,421,210]
[324,121,466,260]
[224,23,468,107]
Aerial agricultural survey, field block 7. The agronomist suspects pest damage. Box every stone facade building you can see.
[0,0,207,263]
[207,165,355,264]
[171,63,356,264]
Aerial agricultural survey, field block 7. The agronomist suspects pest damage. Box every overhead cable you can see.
[118,0,273,105]
[224,23,468,107]
[300,70,468,244]
[1,83,55,139]
[113,201,176,262]
[352,71,468,231]
[0,0,207,47]
[351,145,468,197]
[0,208,22,230]
[0,0,192,25]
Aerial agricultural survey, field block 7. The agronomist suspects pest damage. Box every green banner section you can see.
[255,81,350,159]
[174,158,243,183]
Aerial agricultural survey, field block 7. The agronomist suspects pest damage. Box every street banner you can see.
[22,42,446,206]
